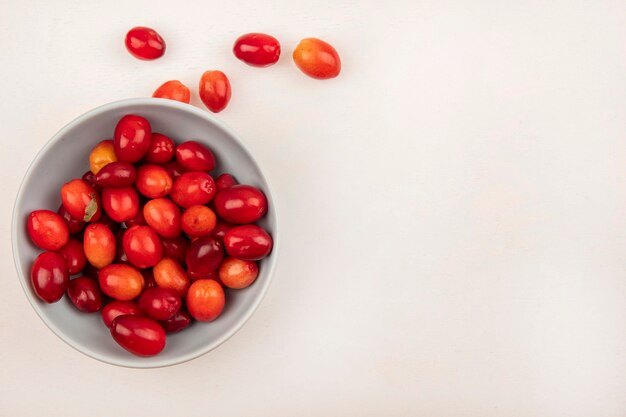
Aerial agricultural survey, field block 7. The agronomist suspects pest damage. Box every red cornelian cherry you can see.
[233,33,281,67]
[175,141,216,172]
[67,277,103,313]
[199,70,231,113]
[58,239,87,275]
[215,173,238,191]
[123,225,163,268]
[31,252,69,303]
[170,172,216,208]
[223,224,273,261]
[153,80,190,103]
[114,115,152,163]
[27,210,69,251]
[101,300,141,328]
[110,315,166,356]
[213,184,267,224]
[144,133,175,165]
[125,27,166,60]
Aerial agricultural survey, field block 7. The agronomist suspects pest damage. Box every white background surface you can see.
[1,0,625,415]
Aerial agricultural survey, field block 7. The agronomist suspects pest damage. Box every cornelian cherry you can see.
[199,70,231,113]
[143,198,182,238]
[58,239,87,275]
[31,252,69,303]
[181,205,217,238]
[114,115,152,163]
[123,225,163,268]
[219,257,259,289]
[101,300,141,327]
[292,38,341,79]
[215,173,238,191]
[135,165,173,198]
[83,223,116,269]
[144,133,175,165]
[175,141,216,172]
[171,172,216,208]
[153,80,190,103]
[61,179,101,222]
[110,315,166,356]
[67,277,103,312]
[99,263,144,301]
[27,210,69,251]
[102,186,139,222]
[213,184,267,224]
[223,224,273,260]
[125,27,166,60]
[95,162,136,188]
[233,33,281,67]
[186,279,225,322]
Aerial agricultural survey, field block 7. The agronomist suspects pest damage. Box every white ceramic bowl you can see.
[12,98,278,368]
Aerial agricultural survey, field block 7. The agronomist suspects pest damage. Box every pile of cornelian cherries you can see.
[27,114,273,356]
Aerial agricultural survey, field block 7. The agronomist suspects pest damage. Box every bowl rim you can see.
[11,97,280,368]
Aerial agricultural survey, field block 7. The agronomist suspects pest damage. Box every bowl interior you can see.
[12,99,277,368]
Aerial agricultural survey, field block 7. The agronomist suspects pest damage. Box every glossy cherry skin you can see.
[84,223,116,269]
[211,220,234,241]
[233,33,281,67]
[125,27,166,60]
[292,38,341,79]
[170,172,216,208]
[57,205,85,235]
[114,115,152,163]
[199,70,231,113]
[219,257,259,289]
[99,263,144,301]
[102,186,139,222]
[27,210,69,251]
[181,205,217,238]
[135,165,173,198]
[30,252,69,303]
[175,141,216,172]
[89,140,117,174]
[223,225,273,260]
[153,80,190,103]
[61,179,102,222]
[213,185,267,224]
[160,236,189,265]
[101,300,141,327]
[67,277,103,312]
[123,225,163,268]
[110,315,166,357]
[153,257,190,297]
[95,162,136,188]
[215,173,238,191]
[138,287,181,320]
[186,279,225,322]
[144,133,175,165]
[186,236,224,277]
[58,239,87,275]
[160,309,192,333]
[163,161,187,179]
[143,198,182,238]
